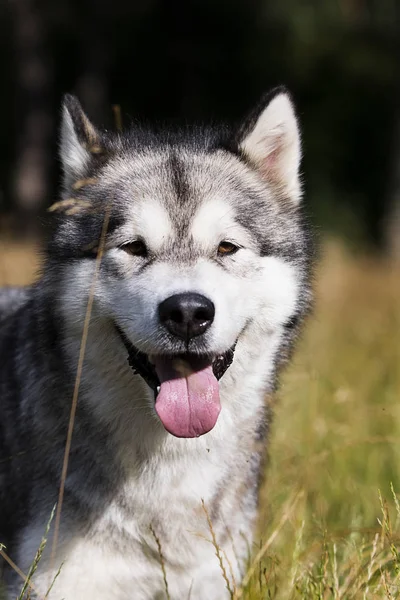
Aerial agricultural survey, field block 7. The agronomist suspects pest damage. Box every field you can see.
[0,238,399,599]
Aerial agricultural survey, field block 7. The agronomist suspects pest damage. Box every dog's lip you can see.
[115,326,236,393]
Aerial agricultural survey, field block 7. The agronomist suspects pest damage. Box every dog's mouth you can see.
[116,327,235,438]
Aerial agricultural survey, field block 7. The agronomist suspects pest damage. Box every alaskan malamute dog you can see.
[0,88,312,599]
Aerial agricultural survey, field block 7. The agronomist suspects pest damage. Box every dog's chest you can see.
[94,442,228,557]
[24,447,237,600]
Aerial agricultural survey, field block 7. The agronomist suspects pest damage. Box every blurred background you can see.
[0,0,399,253]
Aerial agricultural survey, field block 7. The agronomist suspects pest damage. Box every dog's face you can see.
[50,90,310,438]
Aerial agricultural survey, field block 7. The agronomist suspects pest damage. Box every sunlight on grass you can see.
[250,241,400,598]
[0,238,399,598]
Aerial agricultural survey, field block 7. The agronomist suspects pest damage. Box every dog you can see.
[0,87,312,599]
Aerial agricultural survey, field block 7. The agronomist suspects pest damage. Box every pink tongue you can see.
[153,357,221,438]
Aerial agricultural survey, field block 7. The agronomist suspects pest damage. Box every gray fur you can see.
[0,88,312,599]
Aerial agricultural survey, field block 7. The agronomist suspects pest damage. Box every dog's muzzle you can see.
[114,325,237,438]
[115,325,235,393]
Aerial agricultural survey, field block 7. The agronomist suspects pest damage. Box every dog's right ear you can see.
[60,94,102,188]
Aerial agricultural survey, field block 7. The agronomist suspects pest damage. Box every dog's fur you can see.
[0,88,312,599]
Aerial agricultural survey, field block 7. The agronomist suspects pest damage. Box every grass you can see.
[0,238,399,598]
[248,242,400,599]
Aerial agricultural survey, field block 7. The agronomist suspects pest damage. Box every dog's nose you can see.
[158,293,215,341]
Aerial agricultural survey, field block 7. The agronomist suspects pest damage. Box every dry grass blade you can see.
[390,483,400,525]
[88,144,104,154]
[222,548,237,594]
[47,198,92,214]
[17,506,56,600]
[44,561,64,599]
[149,524,170,600]
[47,198,76,212]
[234,490,303,599]
[72,177,97,191]
[0,548,38,597]
[0,524,62,600]
[363,533,380,600]
[380,569,395,600]
[331,542,340,599]
[48,201,112,579]
[113,104,123,131]
[201,499,234,599]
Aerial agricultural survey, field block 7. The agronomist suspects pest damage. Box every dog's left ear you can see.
[60,94,103,189]
[238,88,302,204]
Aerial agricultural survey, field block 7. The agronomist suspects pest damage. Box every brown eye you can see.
[122,240,148,258]
[217,241,239,256]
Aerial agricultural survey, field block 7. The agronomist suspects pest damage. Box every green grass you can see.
[242,242,400,599]
[1,239,399,598]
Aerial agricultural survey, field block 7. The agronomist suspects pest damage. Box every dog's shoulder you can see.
[0,286,31,322]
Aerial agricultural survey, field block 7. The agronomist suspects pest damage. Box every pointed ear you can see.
[60,94,102,188]
[238,88,302,204]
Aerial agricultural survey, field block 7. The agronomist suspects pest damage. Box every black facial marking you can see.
[169,151,189,207]
[46,212,124,261]
[234,195,304,261]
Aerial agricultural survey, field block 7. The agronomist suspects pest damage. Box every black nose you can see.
[158,293,215,341]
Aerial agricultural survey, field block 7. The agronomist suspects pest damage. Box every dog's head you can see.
[48,89,311,438]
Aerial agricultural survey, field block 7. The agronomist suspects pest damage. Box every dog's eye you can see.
[217,241,239,256]
[121,240,148,258]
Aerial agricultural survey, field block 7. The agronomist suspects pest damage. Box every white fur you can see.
[240,92,302,202]
[117,197,173,251]
[190,196,254,249]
